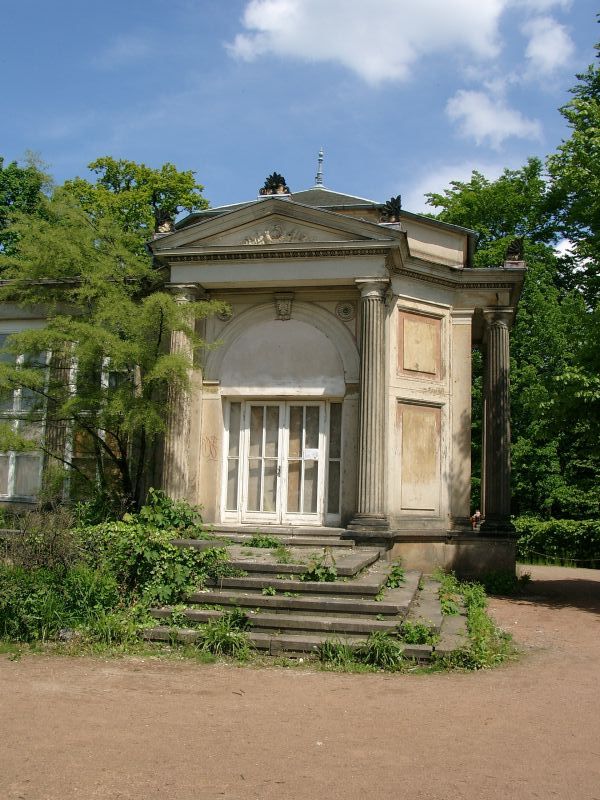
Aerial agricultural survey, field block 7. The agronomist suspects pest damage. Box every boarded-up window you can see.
[397,402,441,513]
[398,311,441,379]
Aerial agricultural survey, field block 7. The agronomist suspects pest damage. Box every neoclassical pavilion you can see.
[148,173,525,573]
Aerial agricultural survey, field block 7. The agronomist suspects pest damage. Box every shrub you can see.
[317,638,355,667]
[4,508,79,569]
[515,516,600,567]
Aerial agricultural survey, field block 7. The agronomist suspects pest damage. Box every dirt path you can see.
[1,565,599,800]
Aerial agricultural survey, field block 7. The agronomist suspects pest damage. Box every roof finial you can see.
[314,147,324,187]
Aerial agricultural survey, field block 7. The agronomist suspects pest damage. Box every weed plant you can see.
[317,638,355,668]
[398,620,439,645]
[300,549,337,582]
[247,534,281,548]
[355,631,406,670]
[199,611,251,658]
[385,563,406,589]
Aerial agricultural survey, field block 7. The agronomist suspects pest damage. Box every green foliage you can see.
[479,570,531,596]
[0,153,50,255]
[135,488,203,532]
[261,586,277,596]
[435,573,513,670]
[399,620,438,645]
[547,44,600,305]
[247,534,281,548]
[300,550,337,582]
[0,564,120,642]
[0,158,224,511]
[199,611,251,658]
[385,562,406,589]
[355,631,406,670]
[4,507,79,569]
[515,516,600,566]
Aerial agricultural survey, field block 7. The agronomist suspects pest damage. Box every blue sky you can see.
[2,0,598,212]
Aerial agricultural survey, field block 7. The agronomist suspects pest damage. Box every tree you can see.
[0,160,223,512]
[547,40,600,306]
[427,160,599,518]
[63,156,209,242]
[0,153,49,255]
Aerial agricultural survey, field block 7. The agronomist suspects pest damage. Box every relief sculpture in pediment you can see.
[242,224,308,245]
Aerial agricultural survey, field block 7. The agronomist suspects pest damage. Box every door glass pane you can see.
[303,460,318,513]
[263,461,277,512]
[329,404,342,459]
[226,460,239,510]
[287,460,301,513]
[327,461,340,514]
[249,406,263,457]
[265,406,279,457]
[288,406,302,458]
[0,454,9,494]
[305,406,319,451]
[228,403,241,458]
[247,459,261,510]
[14,454,40,496]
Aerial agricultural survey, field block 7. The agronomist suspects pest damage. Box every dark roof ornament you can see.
[259,172,290,196]
[505,237,524,261]
[381,195,402,223]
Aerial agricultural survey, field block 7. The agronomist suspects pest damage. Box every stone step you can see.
[210,525,347,538]
[143,625,433,660]
[205,561,390,596]
[173,535,355,550]
[150,607,405,635]
[226,547,381,577]
[186,570,421,616]
[405,579,444,631]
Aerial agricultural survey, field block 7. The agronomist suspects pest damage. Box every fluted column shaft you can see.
[161,284,197,500]
[481,309,514,533]
[349,279,389,530]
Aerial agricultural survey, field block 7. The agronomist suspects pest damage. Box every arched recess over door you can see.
[205,302,359,395]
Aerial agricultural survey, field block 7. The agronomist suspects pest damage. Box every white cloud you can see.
[402,161,508,213]
[522,16,574,74]
[510,0,571,10]
[227,0,506,84]
[446,90,542,148]
[93,34,153,69]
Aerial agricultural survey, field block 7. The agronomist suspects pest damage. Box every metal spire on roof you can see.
[314,147,324,187]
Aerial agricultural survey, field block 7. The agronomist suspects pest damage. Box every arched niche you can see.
[205,302,359,396]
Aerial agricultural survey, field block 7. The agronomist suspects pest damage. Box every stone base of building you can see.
[385,533,516,578]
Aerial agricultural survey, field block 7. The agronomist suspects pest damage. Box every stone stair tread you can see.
[210,525,346,537]
[225,547,381,576]
[185,588,411,615]
[143,625,433,659]
[206,561,391,595]
[405,578,443,630]
[174,535,354,549]
[150,607,405,634]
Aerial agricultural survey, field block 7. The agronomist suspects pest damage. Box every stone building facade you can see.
[148,184,526,574]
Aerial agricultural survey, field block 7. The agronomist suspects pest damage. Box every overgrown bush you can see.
[515,516,600,567]
[3,507,79,569]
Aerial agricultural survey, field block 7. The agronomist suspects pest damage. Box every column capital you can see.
[482,307,514,330]
[165,283,204,303]
[355,278,389,299]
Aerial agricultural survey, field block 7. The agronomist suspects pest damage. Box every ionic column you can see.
[480,309,515,534]
[161,284,198,500]
[348,278,389,530]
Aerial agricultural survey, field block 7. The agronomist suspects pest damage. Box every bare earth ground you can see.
[1,565,599,800]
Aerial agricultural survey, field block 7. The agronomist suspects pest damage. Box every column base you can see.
[479,515,516,536]
[347,514,390,532]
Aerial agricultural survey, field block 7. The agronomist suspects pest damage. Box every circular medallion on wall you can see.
[216,309,233,322]
[335,302,356,321]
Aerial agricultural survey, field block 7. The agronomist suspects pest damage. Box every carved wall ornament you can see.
[335,301,356,321]
[274,292,294,321]
[242,225,308,245]
[216,308,233,322]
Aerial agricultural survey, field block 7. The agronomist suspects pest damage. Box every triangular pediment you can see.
[150,197,402,255]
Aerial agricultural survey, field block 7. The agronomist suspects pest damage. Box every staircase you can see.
[143,528,464,661]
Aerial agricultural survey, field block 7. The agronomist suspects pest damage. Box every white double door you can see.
[229,401,329,525]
